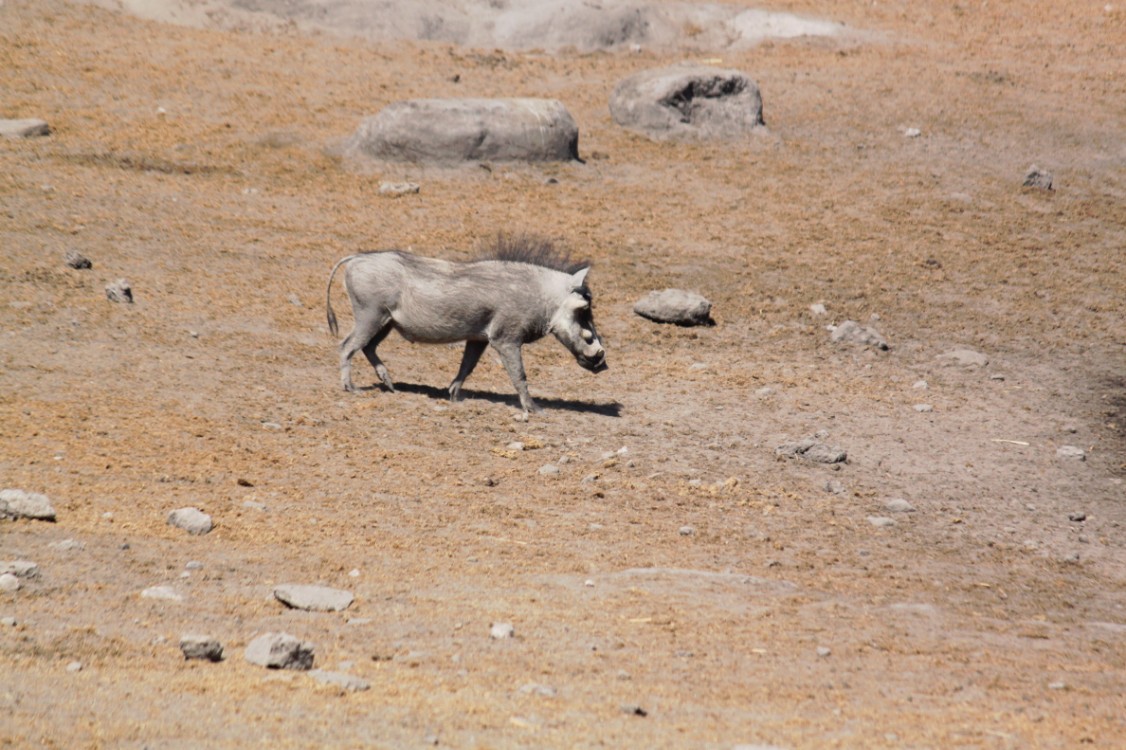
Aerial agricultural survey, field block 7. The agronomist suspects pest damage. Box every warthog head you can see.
[549,267,608,374]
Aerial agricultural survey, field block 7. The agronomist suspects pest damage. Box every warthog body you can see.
[325,246,607,413]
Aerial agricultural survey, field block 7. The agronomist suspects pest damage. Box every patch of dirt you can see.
[2,1,1124,747]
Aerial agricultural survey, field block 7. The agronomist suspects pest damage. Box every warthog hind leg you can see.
[449,340,487,402]
[339,311,393,392]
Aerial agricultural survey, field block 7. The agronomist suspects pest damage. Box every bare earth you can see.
[2,1,1125,747]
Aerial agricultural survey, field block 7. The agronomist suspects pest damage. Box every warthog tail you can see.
[325,255,357,337]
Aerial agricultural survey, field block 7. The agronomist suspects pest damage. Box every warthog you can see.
[325,239,607,413]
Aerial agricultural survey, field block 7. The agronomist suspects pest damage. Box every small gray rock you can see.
[65,250,92,269]
[0,574,20,593]
[245,632,315,670]
[867,516,896,528]
[0,561,39,579]
[0,489,57,521]
[678,525,695,536]
[829,320,888,350]
[379,182,420,197]
[0,118,50,138]
[634,289,714,326]
[141,585,183,602]
[48,538,84,551]
[518,682,557,698]
[309,669,371,692]
[1023,165,1053,190]
[105,279,134,304]
[914,404,933,413]
[824,479,846,495]
[816,646,832,658]
[884,498,916,513]
[936,348,989,368]
[66,661,83,673]
[167,507,213,535]
[273,584,354,612]
[776,437,847,464]
[180,634,224,662]
[537,463,560,476]
[1056,445,1086,461]
[490,622,515,640]
[1,616,16,627]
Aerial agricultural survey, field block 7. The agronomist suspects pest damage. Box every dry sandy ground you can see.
[2,0,1125,748]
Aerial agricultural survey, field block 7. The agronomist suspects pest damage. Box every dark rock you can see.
[610,65,764,140]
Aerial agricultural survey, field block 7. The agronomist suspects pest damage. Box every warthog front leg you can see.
[449,340,487,402]
[492,340,541,414]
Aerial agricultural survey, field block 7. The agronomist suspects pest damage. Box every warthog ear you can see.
[570,266,591,289]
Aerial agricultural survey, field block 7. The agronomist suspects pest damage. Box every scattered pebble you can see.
[180,634,224,662]
[1047,681,1067,691]
[273,584,354,612]
[824,480,846,495]
[348,568,361,578]
[912,380,928,390]
[66,661,83,673]
[537,463,560,476]
[167,507,213,535]
[0,489,57,521]
[245,632,315,670]
[884,498,916,513]
[867,516,896,528]
[914,404,933,413]
[903,127,921,138]
[1056,446,1086,461]
[105,279,134,304]
[309,669,371,692]
[816,646,832,657]
[678,525,695,536]
[621,704,648,717]
[1068,513,1087,523]
[829,320,888,350]
[584,579,595,587]
[0,574,21,593]
[48,539,84,551]
[809,303,827,316]
[185,561,203,570]
[490,622,515,640]
[1,616,16,627]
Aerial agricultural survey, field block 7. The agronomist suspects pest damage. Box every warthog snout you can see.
[581,352,609,373]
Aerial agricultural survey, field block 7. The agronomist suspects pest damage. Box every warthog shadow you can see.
[366,382,622,417]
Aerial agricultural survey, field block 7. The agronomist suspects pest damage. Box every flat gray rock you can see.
[634,289,714,326]
[936,347,989,367]
[274,584,354,612]
[0,561,40,579]
[0,489,57,521]
[180,634,224,662]
[775,437,847,464]
[829,320,888,350]
[0,118,50,138]
[0,574,20,593]
[309,669,370,692]
[141,585,184,602]
[245,632,315,670]
[167,507,213,535]
[345,98,580,164]
[610,65,764,140]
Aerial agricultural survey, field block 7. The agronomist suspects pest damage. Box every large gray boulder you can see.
[610,65,764,140]
[345,98,581,164]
